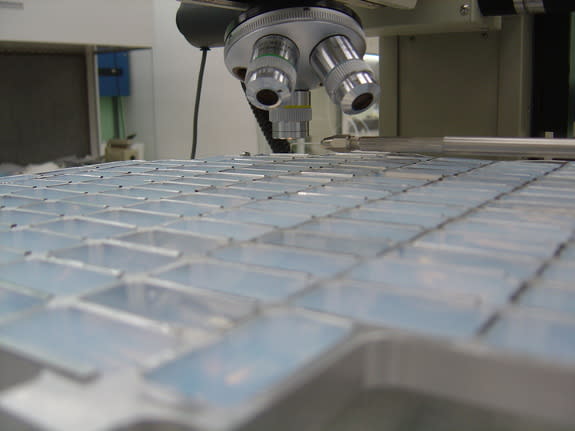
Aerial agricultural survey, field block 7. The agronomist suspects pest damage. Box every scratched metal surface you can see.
[0,153,573,430]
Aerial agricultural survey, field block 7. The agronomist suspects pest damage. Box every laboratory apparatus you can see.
[0,1,575,430]
[176,0,575,150]
[0,153,575,431]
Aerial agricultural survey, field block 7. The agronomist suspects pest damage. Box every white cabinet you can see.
[0,0,153,48]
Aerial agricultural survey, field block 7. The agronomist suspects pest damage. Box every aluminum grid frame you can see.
[0,152,573,430]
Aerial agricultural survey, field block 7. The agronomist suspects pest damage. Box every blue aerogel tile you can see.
[42,174,102,183]
[200,172,263,182]
[208,208,311,228]
[419,184,500,195]
[145,311,350,405]
[102,187,181,200]
[361,200,462,216]
[87,209,179,227]
[116,230,225,256]
[245,199,338,217]
[52,243,178,273]
[231,166,293,174]
[0,229,79,253]
[520,287,575,316]
[129,201,219,218]
[515,187,575,200]
[298,168,358,179]
[266,175,331,186]
[441,175,514,187]
[335,208,447,228]
[86,177,151,187]
[347,258,520,304]
[389,191,487,207]
[0,249,24,264]
[444,220,567,242]
[132,162,186,169]
[165,218,274,241]
[34,218,133,239]
[23,201,104,216]
[0,174,33,183]
[243,181,307,193]
[113,174,183,184]
[0,209,57,228]
[0,185,32,195]
[189,165,233,173]
[174,177,238,187]
[95,165,155,174]
[274,192,366,207]
[220,167,286,176]
[10,188,81,200]
[171,193,250,208]
[0,308,176,376]
[270,159,327,168]
[211,244,357,277]
[308,185,391,200]
[206,187,277,200]
[0,195,41,208]
[499,194,575,209]
[342,159,407,168]
[96,174,177,187]
[63,194,143,208]
[483,310,575,365]
[415,230,560,259]
[390,246,538,280]
[466,208,573,229]
[155,261,311,302]
[561,243,575,260]
[131,162,184,169]
[47,183,119,193]
[149,169,207,177]
[85,282,254,330]
[191,163,236,171]
[136,182,207,194]
[294,282,491,338]
[382,168,443,182]
[6,179,70,188]
[330,183,404,195]
[258,230,391,257]
[298,218,421,242]
[0,259,117,296]
[347,176,426,188]
[539,263,575,285]
[492,161,556,175]
[0,286,44,319]
[8,175,47,183]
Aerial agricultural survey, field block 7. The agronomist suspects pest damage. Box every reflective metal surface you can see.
[244,35,299,110]
[224,7,366,92]
[269,90,312,139]
[322,135,575,159]
[310,35,379,114]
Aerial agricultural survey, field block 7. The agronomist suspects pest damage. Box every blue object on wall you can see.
[98,52,130,97]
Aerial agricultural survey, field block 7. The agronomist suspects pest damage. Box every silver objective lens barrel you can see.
[270,90,312,140]
[310,35,380,115]
[245,35,299,110]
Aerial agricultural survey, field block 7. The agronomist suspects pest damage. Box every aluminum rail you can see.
[321,135,575,159]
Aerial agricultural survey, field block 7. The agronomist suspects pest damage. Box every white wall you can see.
[147,0,258,159]
[125,50,157,160]
[0,0,153,47]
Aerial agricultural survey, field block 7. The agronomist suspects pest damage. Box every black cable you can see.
[191,47,210,159]
[241,82,291,153]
